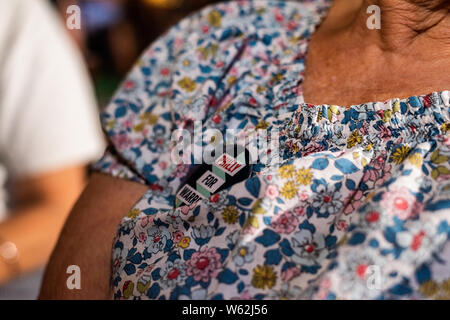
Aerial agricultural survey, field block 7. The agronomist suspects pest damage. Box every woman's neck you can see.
[355,0,450,53]
[301,0,450,106]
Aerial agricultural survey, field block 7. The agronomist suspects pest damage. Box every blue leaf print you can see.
[345,179,356,190]
[311,158,329,170]
[147,283,161,299]
[255,229,281,247]
[151,268,161,281]
[264,249,282,265]
[124,263,136,275]
[425,200,450,211]
[388,283,412,296]
[415,264,431,284]
[348,232,366,245]
[263,216,272,226]
[335,158,359,174]
[128,253,143,264]
[245,177,261,198]
[183,249,195,261]
[217,269,238,284]
[299,220,316,234]
[238,197,253,206]
[115,105,127,118]
[279,239,294,256]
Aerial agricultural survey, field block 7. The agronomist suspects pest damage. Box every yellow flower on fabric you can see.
[271,73,283,83]
[280,181,298,200]
[222,206,239,224]
[251,199,266,214]
[419,279,450,300]
[178,77,196,92]
[228,76,237,86]
[238,247,248,257]
[432,166,450,180]
[210,43,219,57]
[347,130,362,148]
[408,153,423,168]
[419,280,439,298]
[278,164,296,179]
[137,280,151,294]
[361,157,368,167]
[441,123,449,132]
[365,143,373,151]
[133,122,145,132]
[245,215,259,229]
[251,265,277,290]
[431,149,448,164]
[256,85,266,93]
[291,143,300,153]
[296,167,313,185]
[123,281,135,299]
[207,10,222,27]
[327,105,340,120]
[393,100,400,113]
[140,112,159,125]
[127,208,140,219]
[255,121,269,130]
[182,59,191,68]
[197,47,209,60]
[317,110,323,122]
[391,145,411,164]
[106,120,116,130]
[178,236,190,248]
[382,109,392,123]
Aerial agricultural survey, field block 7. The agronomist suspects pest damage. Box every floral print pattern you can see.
[93,0,450,300]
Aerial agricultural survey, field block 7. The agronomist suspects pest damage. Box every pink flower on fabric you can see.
[293,206,306,216]
[343,190,363,215]
[336,219,349,231]
[270,211,298,234]
[231,290,254,300]
[303,143,324,156]
[172,164,190,178]
[362,167,378,183]
[159,161,168,170]
[186,247,222,282]
[172,231,183,243]
[375,163,392,186]
[281,266,301,282]
[381,187,422,220]
[140,216,154,228]
[138,232,147,243]
[315,277,332,300]
[297,190,309,202]
[111,133,132,150]
[265,184,279,200]
[242,224,256,235]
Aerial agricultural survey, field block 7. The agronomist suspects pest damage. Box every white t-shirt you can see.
[0,0,106,220]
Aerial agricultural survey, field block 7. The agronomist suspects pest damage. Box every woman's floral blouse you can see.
[93,0,450,300]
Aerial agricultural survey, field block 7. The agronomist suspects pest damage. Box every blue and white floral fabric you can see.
[93,0,450,300]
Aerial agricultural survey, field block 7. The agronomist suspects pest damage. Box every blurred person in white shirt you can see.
[0,0,105,295]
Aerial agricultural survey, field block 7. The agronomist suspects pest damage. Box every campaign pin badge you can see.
[175,184,205,207]
[196,170,225,195]
[213,152,245,177]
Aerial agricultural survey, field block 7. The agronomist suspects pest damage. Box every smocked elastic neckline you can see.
[294,90,450,114]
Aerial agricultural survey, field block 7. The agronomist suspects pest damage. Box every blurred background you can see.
[0,0,220,300]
